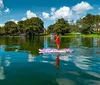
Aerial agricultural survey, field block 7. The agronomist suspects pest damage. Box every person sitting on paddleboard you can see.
[55,33,60,50]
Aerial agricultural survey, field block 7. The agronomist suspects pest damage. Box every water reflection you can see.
[28,53,35,62]
[44,37,48,48]
[55,54,60,69]
[0,67,5,80]
[5,55,11,66]
[0,56,5,80]
[0,36,100,85]
[56,78,77,85]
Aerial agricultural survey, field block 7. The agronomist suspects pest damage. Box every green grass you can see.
[2,33,99,38]
[82,34,100,37]
[40,33,100,38]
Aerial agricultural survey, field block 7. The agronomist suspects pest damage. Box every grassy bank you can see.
[81,34,100,38]
[0,33,100,38]
[40,33,100,38]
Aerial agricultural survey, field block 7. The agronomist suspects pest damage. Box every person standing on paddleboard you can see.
[55,33,60,50]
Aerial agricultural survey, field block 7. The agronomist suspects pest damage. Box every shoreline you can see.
[40,33,100,38]
[0,33,100,38]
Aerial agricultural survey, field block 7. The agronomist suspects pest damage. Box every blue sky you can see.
[0,0,100,28]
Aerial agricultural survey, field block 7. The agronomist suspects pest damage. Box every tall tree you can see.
[0,26,5,35]
[48,18,70,35]
[76,14,100,34]
[4,21,17,35]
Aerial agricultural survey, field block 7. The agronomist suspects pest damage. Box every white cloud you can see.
[42,6,72,20]
[51,7,56,15]
[0,24,4,27]
[42,12,50,19]
[8,19,18,24]
[26,10,37,19]
[98,7,100,10]
[4,8,10,13]
[51,7,56,12]
[51,6,72,20]
[0,0,4,8]
[21,17,27,21]
[72,1,93,14]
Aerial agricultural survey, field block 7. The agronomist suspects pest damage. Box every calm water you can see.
[0,36,100,85]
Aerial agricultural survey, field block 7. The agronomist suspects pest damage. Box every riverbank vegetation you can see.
[0,14,100,37]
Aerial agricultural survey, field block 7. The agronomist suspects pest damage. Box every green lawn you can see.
[40,33,100,38]
[2,33,100,38]
[82,34,100,37]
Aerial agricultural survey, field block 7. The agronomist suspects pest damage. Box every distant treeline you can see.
[0,17,44,36]
[0,14,100,36]
[48,14,100,35]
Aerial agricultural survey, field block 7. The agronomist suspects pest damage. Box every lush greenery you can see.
[48,18,70,35]
[0,17,44,37]
[0,14,100,36]
[48,14,100,35]
[0,37,44,55]
[76,14,100,34]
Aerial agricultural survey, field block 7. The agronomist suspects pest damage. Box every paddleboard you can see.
[39,48,73,53]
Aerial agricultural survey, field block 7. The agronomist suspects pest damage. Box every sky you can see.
[0,0,100,28]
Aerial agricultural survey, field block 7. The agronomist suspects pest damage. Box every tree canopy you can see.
[76,14,100,34]
[0,14,100,36]
[0,17,44,36]
[48,18,70,35]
